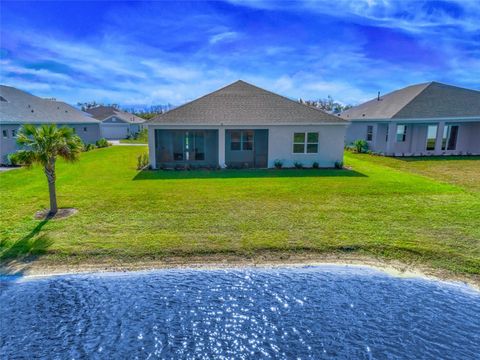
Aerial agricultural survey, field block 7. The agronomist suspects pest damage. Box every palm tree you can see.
[14,124,83,216]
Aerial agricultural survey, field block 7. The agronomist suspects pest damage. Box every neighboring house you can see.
[342,82,480,156]
[0,85,101,164]
[85,106,145,139]
[147,80,348,169]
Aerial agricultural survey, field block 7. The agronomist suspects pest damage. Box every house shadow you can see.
[133,167,367,181]
[0,219,53,277]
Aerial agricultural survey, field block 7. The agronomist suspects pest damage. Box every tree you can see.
[77,101,119,111]
[13,124,83,215]
[299,96,353,114]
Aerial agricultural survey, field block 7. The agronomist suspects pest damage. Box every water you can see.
[1,266,479,359]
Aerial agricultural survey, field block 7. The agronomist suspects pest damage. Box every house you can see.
[85,106,145,139]
[342,82,480,156]
[0,85,101,164]
[147,80,348,169]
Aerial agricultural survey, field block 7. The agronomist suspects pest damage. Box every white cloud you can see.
[209,31,239,44]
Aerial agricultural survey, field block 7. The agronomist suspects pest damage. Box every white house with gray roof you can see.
[85,106,145,139]
[147,80,348,169]
[342,82,480,156]
[0,85,101,164]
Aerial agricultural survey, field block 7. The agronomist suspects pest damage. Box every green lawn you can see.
[119,138,147,144]
[1,146,479,276]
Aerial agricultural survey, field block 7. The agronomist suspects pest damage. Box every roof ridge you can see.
[149,80,345,123]
[148,81,245,123]
[390,82,433,118]
[232,80,344,121]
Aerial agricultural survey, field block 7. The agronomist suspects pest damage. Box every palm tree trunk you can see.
[44,158,57,215]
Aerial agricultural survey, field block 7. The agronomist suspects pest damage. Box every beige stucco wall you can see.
[0,123,100,164]
[346,120,480,156]
[148,124,347,169]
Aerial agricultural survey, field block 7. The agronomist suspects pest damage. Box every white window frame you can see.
[396,124,407,142]
[230,130,254,151]
[366,125,373,142]
[293,132,319,154]
[425,124,438,151]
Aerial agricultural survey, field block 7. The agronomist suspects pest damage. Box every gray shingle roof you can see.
[149,80,347,125]
[86,106,145,124]
[341,82,480,121]
[0,85,99,124]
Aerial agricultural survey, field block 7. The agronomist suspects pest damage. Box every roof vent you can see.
[65,110,68,113]
[362,114,365,117]
[31,109,34,113]
[377,91,382,101]
[0,96,7,102]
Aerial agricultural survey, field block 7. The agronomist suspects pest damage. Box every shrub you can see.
[7,153,20,166]
[96,138,110,148]
[312,161,319,169]
[273,159,283,169]
[334,161,343,169]
[134,129,148,143]
[83,143,96,152]
[294,161,303,169]
[136,153,149,170]
[352,139,368,153]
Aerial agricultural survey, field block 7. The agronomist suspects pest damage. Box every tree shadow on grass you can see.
[133,168,367,181]
[0,220,53,277]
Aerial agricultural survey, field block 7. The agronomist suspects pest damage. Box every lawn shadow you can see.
[395,155,480,162]
[0,219,53,277]
[133,168,367,181]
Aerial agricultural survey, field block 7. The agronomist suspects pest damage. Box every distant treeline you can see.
[77,101,174,120]
[298,96,352,114]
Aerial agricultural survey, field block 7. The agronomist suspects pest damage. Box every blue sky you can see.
[1,0,479,107]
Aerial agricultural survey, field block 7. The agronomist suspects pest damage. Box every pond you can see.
[1,266,479,359]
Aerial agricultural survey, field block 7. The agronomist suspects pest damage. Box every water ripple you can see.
[1,266,479,359]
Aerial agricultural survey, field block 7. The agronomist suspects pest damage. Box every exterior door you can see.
[225,129,268,168]
[254,129,268,168]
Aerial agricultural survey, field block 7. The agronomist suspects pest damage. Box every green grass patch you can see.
[1,147,479,275]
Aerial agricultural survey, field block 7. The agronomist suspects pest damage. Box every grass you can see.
[1,147,479,276]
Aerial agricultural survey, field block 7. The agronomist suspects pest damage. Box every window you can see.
[293,132,319,153]
[2,130,8,138]
[396,125,407,142]
[230,131,241,150]
[230,130,254,151]
[366,125,373,141]
[11,129,17,137]
[426,125,437,151]
[83,127,87,132]
[442,125,459,151]
[293,133,305,153]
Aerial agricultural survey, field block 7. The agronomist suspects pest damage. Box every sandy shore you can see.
[2,252,479,290]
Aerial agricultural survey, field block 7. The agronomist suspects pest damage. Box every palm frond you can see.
[11,124,84,166]
[13,150,39,168]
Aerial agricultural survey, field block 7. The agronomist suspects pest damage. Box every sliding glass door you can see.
[442,125,459,151]
[425,125,438,151]
[185,131,205,161]
[156,129,218,168]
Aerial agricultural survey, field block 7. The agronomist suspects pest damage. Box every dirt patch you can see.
[34,208,78,220]
[3,252,479,290]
